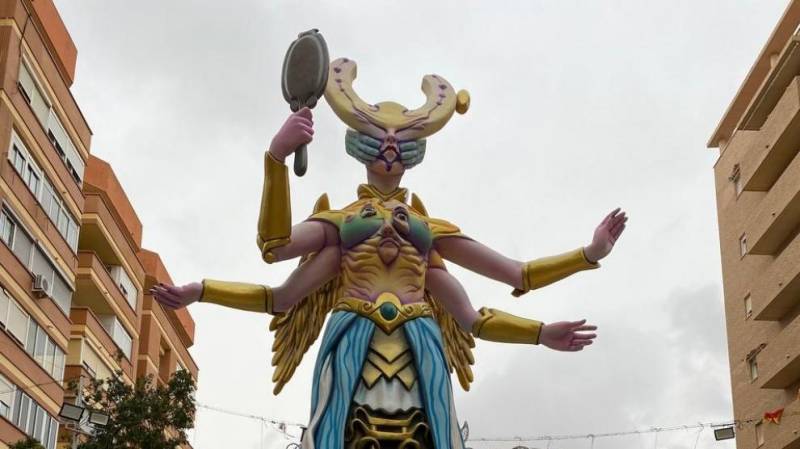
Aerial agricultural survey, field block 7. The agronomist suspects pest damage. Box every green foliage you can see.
[8,437,45,449]
[77,369,196,449]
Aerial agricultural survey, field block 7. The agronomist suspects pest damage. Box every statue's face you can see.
[366,132,406,176]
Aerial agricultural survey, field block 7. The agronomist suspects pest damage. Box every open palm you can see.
[584,208,627,263]
[539,319,597,352]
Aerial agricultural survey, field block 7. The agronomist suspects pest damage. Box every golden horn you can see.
[324,57,467,141]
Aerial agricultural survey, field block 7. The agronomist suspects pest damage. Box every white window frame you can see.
[0,374,15,419]
[744,294,752,319]
[108,265,138,310]
[7,131,79,252]
[748,356,758,381]
[739,234,748,257]
[17,58,51,125]
[756,421,764,446]
[0,206,73,314]
[17,55,84,187]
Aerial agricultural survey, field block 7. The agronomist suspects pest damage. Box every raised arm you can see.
[426,268,596,351]
[434,208,627,296]
[151,244,341,314]
[257,108,318,263]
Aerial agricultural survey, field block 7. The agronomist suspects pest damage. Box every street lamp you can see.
[58,403,109,428]
[714,426,736,441]
[88,410,110,427]
[58,403,86,423]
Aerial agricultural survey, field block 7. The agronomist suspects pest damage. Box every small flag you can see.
[764,408,784,424]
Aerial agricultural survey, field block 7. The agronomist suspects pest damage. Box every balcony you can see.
[743,149,800,256]
[754,230,800,320]
[69,307,132,380]
[741,75,800,192]
[758,316,800,389]
[79,195,141,271]
[73,251,136,334]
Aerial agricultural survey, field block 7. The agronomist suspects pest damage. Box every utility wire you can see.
[467,416,777,443]
[5,377,796,446]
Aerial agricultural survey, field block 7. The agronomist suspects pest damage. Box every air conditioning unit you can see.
[32,274,51,298]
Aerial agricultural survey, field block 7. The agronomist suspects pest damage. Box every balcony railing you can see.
[74,251,137,330]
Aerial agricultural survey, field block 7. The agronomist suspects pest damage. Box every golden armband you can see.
[471,307,543,345]
[257,153,291,263]
[200,279,274,314]
[511,248,599,297]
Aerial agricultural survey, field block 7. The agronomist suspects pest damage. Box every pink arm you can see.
[272,244,341,312]
[425,267,598,351]
[150,242,341,313]
[434,208,628,289]
[434,237,525,289]
[426,267,480,331]
[269,220,339,262]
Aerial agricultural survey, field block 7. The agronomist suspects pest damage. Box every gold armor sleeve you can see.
[200,279,274,314]
[257,153,291,263]
[471,307,543,345]
[512,248,599,297]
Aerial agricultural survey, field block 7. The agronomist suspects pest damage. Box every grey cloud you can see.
[52,0,784,447]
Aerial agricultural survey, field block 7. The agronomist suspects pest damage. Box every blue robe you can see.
[302,312,465,449]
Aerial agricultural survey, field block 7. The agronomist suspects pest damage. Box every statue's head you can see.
[324,58,469,176]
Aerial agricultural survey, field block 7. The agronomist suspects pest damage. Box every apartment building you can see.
[0,1,198,448]
[708,2,800,448]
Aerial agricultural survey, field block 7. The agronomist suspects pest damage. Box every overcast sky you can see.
[51,1,788,448]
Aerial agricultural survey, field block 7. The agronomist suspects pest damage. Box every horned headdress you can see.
[324,58,470,142]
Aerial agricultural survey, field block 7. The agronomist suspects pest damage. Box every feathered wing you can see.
[424,290,476,391]
[269,263,340,395]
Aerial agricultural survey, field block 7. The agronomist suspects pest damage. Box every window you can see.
[0,208,73,314]
[25,320,37,354]
[9,388,58,449]
[11,224,33,267]
[731,164,743,196]
[0,212,14,245]
[756,421,764,446]
[0,375,14,419]
[18,59,83,188]
[13,391,30,432]
[108,265,138,309]
[53,347,65,382]
[744,294,752,319]
[17,61,50,124]
[33,325,46,366]
[7,131,80,252]
[46,112,84,184]
[2,288,64,381]
[0,288,9,328]
[6,299,29,344]
[749,356,759,381]
[99,315,133,359]
[740,234,748,257]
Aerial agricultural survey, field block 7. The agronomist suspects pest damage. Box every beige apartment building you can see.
[0,1,198,448]
[709,1,800,448]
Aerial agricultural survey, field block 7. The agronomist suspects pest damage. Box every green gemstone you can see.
[379,302,398,321]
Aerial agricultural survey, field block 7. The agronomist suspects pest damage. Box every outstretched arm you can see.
[435,208,627,296]
[426,268,597,351]
[151,245,341,314]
